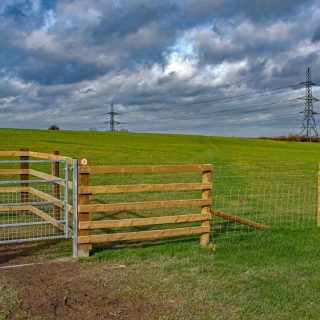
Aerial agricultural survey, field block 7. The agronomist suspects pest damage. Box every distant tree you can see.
[259,133,319,142]
[48,125,60,130]
[120,129,129,132]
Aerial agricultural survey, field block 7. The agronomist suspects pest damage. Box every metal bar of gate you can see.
[0,220,67,227]
[1,235,67,245]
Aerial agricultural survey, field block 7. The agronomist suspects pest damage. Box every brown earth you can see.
[0,244,171,320]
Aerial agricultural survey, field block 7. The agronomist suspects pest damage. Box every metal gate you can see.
[0,159,70,243]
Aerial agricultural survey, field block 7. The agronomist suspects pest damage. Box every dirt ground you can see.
[0,243,170,320]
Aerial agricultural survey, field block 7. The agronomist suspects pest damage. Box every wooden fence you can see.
[76,160,213,257]
[1,148,269,256]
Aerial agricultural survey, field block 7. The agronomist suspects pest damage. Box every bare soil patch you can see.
[0,244,168,320]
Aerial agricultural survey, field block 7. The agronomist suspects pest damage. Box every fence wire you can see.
[211,162,318,239]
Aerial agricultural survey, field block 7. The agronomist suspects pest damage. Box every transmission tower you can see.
[299,67,319,141]
[104,103,120,132]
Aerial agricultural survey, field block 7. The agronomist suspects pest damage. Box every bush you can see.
[259,134,319,142]
[48,125,60,130]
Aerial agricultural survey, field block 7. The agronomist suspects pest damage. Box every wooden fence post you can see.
[78,158,92,257]
[52,150,60,220]
[200,165,212,245]
[20,147,29,215]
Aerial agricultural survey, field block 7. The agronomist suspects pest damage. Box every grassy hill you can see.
[1,128,320,165]
[1,129,320,319]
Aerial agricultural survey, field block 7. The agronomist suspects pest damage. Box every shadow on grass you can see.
[91,235,200,254]
[212,220,258,238]
[0,239,71,265]
[89,221,264,260]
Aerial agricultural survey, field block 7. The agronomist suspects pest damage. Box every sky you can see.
[1,0,320,136]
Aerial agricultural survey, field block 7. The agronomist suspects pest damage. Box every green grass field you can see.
[1,128,320,319]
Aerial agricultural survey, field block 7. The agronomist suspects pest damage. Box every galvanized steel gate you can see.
[0,159,70,244]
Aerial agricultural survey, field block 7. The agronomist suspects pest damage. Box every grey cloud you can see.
[0,0,319,136]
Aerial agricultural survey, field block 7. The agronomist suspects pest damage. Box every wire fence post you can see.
[72,158,78,257]
[318,162,320,227]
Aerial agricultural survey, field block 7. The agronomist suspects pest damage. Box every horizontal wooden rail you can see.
[0,151,29,157]
[79,164,213,174]
[0,169,29,175]
[79,199,211,213]
[79,182,211,194]
[29,169,73,189]
[28,187,72,213]
[0,187,29,193]
[79,213,211,229]
[28,152,72,164]
[211,209,268,229]
[78,226,210,244]
[0,150,72,164]
[0,204,30,212]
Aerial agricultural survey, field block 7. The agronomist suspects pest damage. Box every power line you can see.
[142,112,300,132]
[90,83,302,121]
[90,82,307,134]
[122,83,303,114]
[123,99,301,124]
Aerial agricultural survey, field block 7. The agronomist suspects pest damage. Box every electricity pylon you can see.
[299,67,319,142]
[104,103,120,132]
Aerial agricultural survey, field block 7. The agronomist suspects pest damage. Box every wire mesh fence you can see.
[0,160,69,243]
[211,162,318,239]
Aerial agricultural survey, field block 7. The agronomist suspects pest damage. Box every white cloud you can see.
[0,0,318,136]
[24,30,63,55]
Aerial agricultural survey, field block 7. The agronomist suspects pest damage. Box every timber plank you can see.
[0,205,31,212]
[0,187,28,193]
[29,169,73,189]
[79,199,211,213]
[211,209,268,229]
[78,164,213,174]
[29,205,72,233]
[28,152,72,164]
[78,226,210,243]
[28,187,72,213]
[0,151,29,157]
[79,213,211,229]
[0,169,29,175]
[79,182,211,194]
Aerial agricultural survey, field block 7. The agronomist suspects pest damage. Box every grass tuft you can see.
[0,286,19,320]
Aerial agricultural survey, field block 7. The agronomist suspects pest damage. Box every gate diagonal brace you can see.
[28,205,73,234]
[211,209,268,230]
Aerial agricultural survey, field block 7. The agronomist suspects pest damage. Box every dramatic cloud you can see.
[0,0,320,136]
